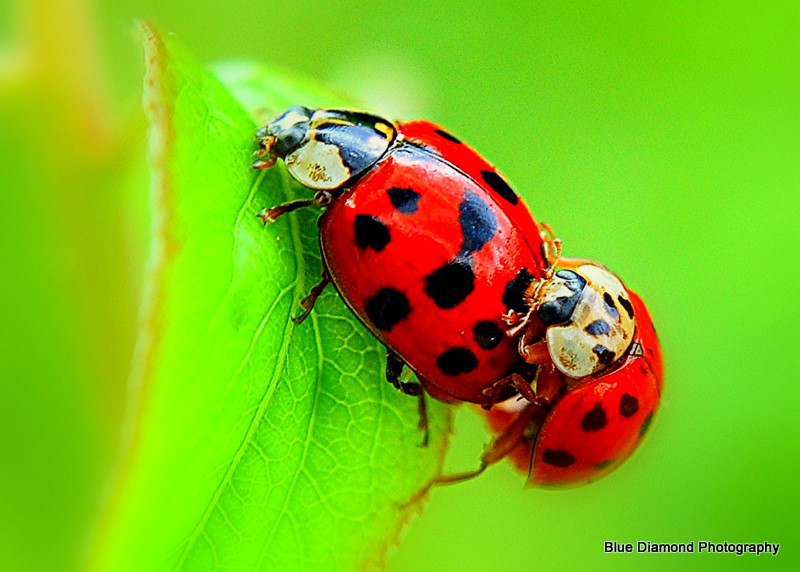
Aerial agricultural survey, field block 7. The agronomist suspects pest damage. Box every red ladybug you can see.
[253,106,548,406]
[480,289,662,486]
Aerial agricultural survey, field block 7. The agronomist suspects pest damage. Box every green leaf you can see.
[94,23,451,572]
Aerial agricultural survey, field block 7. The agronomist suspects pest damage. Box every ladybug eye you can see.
[262,106,313,157]
[273,124,309,156]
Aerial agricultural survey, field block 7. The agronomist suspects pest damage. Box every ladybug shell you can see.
[484,289,662,486]
[318,123,547,404]
[398,121,545,258]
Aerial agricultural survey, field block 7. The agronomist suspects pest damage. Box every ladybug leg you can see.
[481,372,544,409]
[258,190,333,223]
[385,351,423,396]
[482,321,557,407]
[478,402,541,468]
[258,197,316,223]
[518,338,550,365]
[501,309,530,337]
[481,360,562,410]
[481,373,538,408]
[386,351,429,446]
[412,403,542,493]
[532,364,562,403]
[508,373,547,406]
[292,267,331,324]
[502,309,524,327]
[416,392,430,448]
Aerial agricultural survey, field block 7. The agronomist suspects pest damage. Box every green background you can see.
[1,0,797,570]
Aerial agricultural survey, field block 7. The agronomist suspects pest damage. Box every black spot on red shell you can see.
[581,403,608,432]
[473,320,504,350]
[503,268,534,313]
[480,170,518,205]
[424,260,475,309]
[387,187,421,214]
[433,128,462,144]
[365,288,409,331]
[620,393,640,418]
[603,292,620,321]
[459,190,498,254]
[618,295,635,319]
[593,344,616,366]
[593,460,614,471]
[639,412,654,438]
[437,347,478,375]
[585,319,611,336]
[542,449,576,467]
[639,364,649,376]
[354,214,390,251]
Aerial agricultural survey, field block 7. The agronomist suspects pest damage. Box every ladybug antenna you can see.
[523,223,562,312]
[539,222,562,279]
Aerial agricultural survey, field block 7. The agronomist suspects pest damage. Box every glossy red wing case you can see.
[319,142,546,404]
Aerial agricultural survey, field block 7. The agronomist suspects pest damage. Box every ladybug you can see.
[483,289,662,486]
[253,106,548,406]
[417,229,663,488]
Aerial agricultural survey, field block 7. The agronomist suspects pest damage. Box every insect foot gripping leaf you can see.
[92,23,451,572]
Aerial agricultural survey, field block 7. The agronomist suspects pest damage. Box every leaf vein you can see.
[254,173,329,567]
[173,170,305,570]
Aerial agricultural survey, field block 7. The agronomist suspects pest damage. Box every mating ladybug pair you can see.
[251,106,663,487]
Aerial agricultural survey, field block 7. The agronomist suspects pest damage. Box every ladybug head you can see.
[254,106,397,191]
[255,105,314,160]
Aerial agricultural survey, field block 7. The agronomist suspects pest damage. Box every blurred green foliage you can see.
[1,1,797,571]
